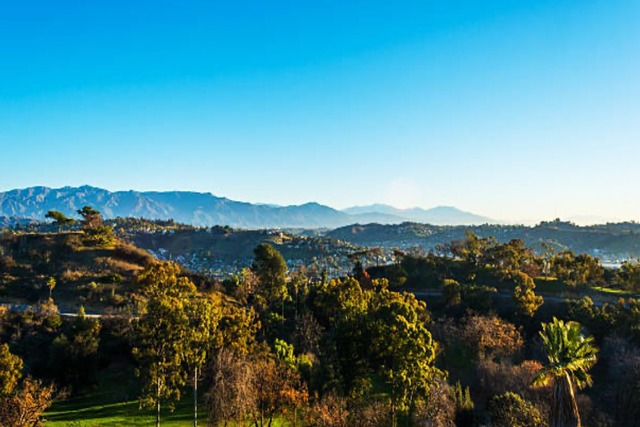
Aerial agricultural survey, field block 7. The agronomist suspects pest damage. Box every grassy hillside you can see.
[0,231,155,311]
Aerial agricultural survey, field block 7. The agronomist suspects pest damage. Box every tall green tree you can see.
[184,295,222,427]
[369,290,441,426]
[133,262,197,427]
[253,243,288,323]
[133,294,190,427]
[533,317,598,427]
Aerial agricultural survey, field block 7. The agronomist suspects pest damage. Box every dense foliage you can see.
[1,223,637,426]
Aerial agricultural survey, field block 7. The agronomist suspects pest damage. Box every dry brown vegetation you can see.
[0,232,155,309]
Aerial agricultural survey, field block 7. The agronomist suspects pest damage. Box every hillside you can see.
[0,231,155,310]
[0,218,365,282]
[114,220,361,279]
[326,220,640,260]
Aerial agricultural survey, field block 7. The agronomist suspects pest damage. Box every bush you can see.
[412,379,456,427]
[304,393,349,427]
[477,358,547,406]
[488,392,545,427]
[84,225,116,247]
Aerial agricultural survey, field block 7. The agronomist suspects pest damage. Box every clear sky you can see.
[1,0,639,223]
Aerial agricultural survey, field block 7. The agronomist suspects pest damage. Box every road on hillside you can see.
[410,289,608,306]
[1,288,613,318]
[1,303,108,318]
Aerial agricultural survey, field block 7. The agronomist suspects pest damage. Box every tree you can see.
[77,206,115,246]
[533,317,598,427]
[0,378,55,427]
[210,350,305,427]
[225,267,259,303]
[133,293,191,427]
[551,252,604,288]
[9,301,62,379]
[0,307,5,338]
[218,304,260,356]
[45,210,75,230]
[512,271,543,319]
[134,262,205,427]
[0,344,23,396]
[459,313,523,361]
[46,277,56,301]
[249,355,307,427]
[184,295,222,427]
[600,336,640,426]
[615,261,640,291]
[411,378,456,427]
[207,349,256,427]
[253,243,289,324]
[451,231,494,268]
[304,393,350,427]
[137,261,197,298]
[452,381,474,426]
[368,290,441,426]
[48,306,101,388]
[77,206,103,229]
[441,279,461,307]
[477,359,545,405]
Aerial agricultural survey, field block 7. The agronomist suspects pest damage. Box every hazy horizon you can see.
[1,1,638,222]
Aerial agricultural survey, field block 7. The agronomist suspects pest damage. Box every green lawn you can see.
[43,366,291,427]
[45,398,208,427]
[590,285,636,297]
[43,367,208,427]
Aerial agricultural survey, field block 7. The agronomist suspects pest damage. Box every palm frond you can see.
[535,317,598,389]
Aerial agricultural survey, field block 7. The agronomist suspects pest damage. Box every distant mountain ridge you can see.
[0,186,496,228]
[343,204,494,225]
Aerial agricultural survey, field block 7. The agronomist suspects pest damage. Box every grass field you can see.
[45,399,207,427]
[43,366,291,427]
[43,367,208,427]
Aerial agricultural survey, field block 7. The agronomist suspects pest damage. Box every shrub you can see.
[489,392,545,427]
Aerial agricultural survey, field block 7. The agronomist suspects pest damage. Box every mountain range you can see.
[0,186,495,228]
[342,204,494,225]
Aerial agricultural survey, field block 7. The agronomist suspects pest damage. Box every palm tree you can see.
[533,317,598,427]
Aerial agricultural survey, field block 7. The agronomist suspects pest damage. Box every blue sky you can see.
[1,1,639,222]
